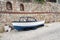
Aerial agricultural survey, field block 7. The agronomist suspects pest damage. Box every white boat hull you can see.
[12,21,45,27]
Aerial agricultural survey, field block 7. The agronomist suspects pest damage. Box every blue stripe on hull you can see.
[13,24,44,31]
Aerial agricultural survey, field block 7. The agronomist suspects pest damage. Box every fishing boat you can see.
[12,17,45,31]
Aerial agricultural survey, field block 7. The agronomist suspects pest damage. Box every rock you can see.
[0,26,4,33]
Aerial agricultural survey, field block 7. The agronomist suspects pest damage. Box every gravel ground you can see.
[0,22,60,40]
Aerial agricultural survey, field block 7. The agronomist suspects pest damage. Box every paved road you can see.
[1,22,60,40]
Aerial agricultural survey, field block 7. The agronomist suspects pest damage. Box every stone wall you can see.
[0,1,60,12]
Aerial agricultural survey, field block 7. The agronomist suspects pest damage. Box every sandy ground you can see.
[0,22,60,40]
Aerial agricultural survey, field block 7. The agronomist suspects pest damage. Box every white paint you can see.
[12,21,45,27]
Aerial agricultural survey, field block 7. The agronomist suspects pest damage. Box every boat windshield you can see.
[19,17,37,22]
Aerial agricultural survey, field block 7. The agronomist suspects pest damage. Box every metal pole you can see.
[0,1,1,11]
[57,0,58,3]
[1,2,2,11]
